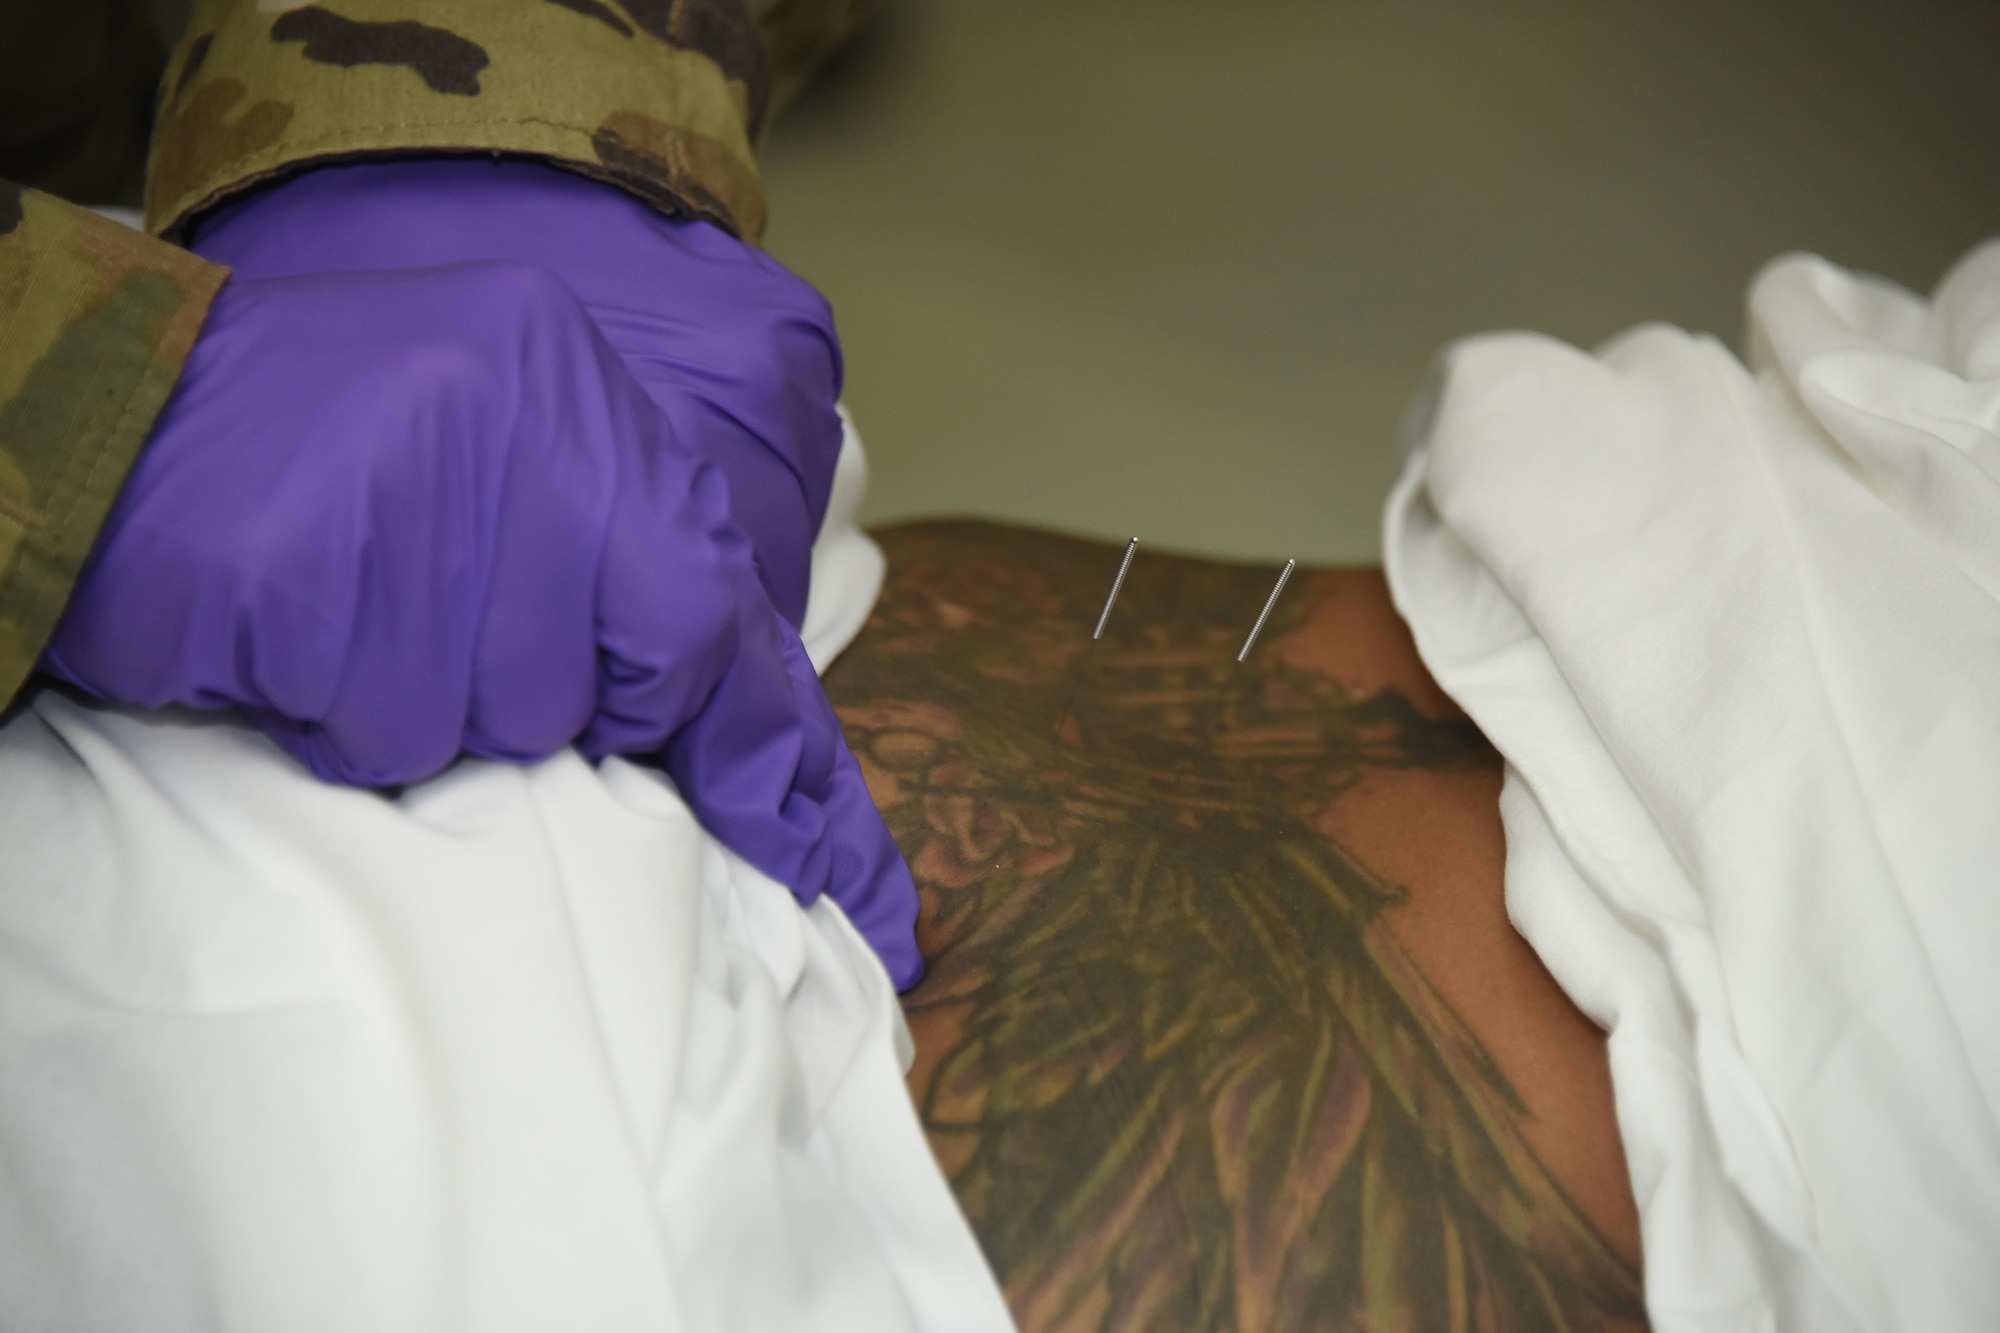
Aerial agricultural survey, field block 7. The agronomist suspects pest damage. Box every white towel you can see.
[1385,243,2000,1332]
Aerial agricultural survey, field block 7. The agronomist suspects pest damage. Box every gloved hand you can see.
[43,260,922,988]
[190,158,840,630]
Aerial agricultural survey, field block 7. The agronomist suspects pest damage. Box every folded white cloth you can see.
[801,407,887,674]
[1385,242,2000,1332]
[0,428,1015,1333]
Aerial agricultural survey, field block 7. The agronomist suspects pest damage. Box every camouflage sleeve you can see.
[0,181,227,711]
[146,0,790,245]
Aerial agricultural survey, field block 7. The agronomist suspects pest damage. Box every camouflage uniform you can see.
[0,182,225,709]
[147,0,779,242]
[1,0,859,712]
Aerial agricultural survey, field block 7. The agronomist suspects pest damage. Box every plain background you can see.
[758,0,2000,563]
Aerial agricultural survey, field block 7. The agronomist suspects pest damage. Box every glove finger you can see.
[459,277,621,763]
[590,429,921,986]
[773,626,924,990]
[314,262,627,781]
[641,384,825,629]
[579,400,841,904]
[274,268,580,784]
[619,283,843,629]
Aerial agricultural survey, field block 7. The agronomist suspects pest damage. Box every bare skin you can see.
[823,521,1644,1333]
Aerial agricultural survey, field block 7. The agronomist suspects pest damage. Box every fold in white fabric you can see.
[0,429,1015,1333]
[801,407,887,674]
[1385,242,2000,1331]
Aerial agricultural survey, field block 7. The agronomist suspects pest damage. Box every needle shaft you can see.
[1236,559,1295,663]
[1093,538,1140,640]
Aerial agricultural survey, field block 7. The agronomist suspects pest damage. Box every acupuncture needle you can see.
[1093,537,1139,640]
[1170,559,1297,789]
[1055,537,1138,740]
[1236,560,1295,663]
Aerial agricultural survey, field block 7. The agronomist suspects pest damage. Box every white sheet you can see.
[0,427,1015,1333]
[1385,243,2000,1331]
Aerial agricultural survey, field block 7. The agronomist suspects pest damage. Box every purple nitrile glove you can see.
[42,260,922,988]
[190,158,840,630]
